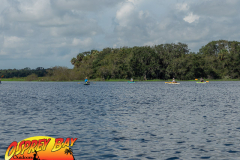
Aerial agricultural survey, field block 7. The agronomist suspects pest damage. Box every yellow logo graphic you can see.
[5,136,77,160]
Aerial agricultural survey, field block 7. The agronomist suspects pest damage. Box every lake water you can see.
[1,81,240,160]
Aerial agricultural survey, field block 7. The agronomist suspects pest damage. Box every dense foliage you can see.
[1,40,240,81]
[0,67,77,81]
[71,40,240,80]
[0,67,47,78]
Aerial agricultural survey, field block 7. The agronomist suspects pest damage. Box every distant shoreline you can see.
[1,78,240,82]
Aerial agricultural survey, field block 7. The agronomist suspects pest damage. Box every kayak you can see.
[196,82,206,84]
[128,81,135,83]
[84,82,90,85]
[166,82,180,84]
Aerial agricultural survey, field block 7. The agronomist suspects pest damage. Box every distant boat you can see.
[84,82,90,85]
[128,81,135,83]
[168,83,180,85]
[165,82,180,84]
[196,82,206,84]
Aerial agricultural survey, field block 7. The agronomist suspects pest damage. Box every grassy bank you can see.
[1,77,27,81]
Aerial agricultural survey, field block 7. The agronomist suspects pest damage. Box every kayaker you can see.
[33,150,40,160]
[85,77,88,83]
[200,77,204,82]
[172,78,177,83]
[130,78,134,82]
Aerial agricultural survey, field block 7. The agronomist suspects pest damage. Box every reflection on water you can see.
[1,81,240,159]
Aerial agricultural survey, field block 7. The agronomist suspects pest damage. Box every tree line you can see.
[0,67,76,81]
[1,40,240,81]
[71,40,240,80]
[0,67,47,78]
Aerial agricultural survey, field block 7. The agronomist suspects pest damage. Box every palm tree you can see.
[64,148,75,160]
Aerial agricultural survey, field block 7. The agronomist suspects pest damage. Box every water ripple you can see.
[1,81,240,159]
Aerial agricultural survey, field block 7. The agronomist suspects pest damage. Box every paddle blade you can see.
[206,81,209,82]
[195,79,198,80]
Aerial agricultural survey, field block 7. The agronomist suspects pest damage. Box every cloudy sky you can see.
[0,0,240,69]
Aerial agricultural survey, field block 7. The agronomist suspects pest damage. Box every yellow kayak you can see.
[165,82,180,84]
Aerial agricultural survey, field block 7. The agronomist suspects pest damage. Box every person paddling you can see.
[172,78,177,83]
[33,150,40,160]
[85,77,89,83]
[130,78,134,82]
[200,77,204,82]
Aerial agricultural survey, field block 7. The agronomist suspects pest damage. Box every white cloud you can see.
[138,10,149,19]
[116,3,135,27]
[183,12,199,23]
[191,0,240,17]
[127,0,142,5]
[3,36,24,48]
[1,0,240,69]
[72,38,92,47]
[5,0,53,22]
[176,3,189,11]
[52,0,124,12]
[0,49,7,55]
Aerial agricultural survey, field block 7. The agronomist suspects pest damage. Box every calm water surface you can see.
[1,81,240,160]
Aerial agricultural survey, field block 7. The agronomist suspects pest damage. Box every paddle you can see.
[206,81,209,82]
